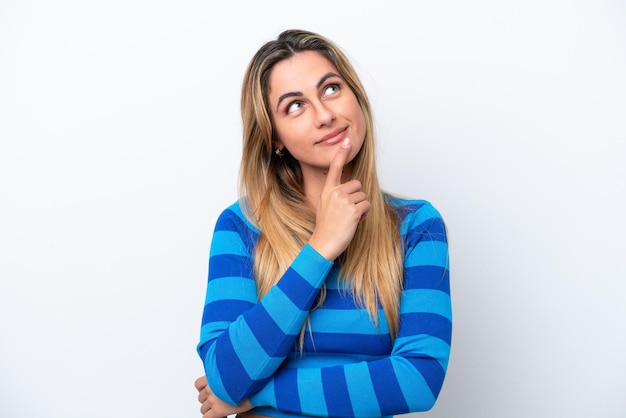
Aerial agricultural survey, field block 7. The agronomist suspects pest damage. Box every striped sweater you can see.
[197,198,451,417]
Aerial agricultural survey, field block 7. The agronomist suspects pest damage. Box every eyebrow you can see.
[275,72,341,112]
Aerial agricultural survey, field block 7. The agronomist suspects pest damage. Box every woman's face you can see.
[267,51,366,179]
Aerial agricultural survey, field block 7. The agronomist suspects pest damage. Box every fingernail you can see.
[341,137,351,148]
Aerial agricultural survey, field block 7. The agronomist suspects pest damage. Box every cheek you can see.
[275,120,309,148]
[353,107,367,138]
[345,95,366,133]
[272,122,290,145]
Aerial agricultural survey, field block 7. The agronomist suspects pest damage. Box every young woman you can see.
[195,29,451,418]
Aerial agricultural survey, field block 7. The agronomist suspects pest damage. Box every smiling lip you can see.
[316,128,348,145]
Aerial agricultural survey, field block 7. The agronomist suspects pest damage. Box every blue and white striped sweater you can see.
[198,198,451,417]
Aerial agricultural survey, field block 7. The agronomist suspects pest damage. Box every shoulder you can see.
[386,195,444,225]
[386,195,447,244]
[214,199,260,235]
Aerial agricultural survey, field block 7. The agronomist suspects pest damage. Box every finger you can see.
[194,376,208,391]
[347,191,367,205]
[198,389,208,403]
[356,200,371,215]
[325,137,352,187]
[339,179,363,195]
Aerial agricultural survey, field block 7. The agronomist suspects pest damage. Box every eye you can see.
[286,100,303,114]
[323,83,340,97]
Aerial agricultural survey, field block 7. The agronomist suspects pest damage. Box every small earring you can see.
[275,148,284,157]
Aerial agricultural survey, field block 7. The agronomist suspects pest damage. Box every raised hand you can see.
[308,137,370,261]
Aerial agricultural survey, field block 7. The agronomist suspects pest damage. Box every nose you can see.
[313,101,335,128]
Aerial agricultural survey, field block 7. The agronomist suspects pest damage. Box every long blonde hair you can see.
[239,29,404,339]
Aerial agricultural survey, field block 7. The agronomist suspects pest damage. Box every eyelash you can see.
[286,100,304,114]
[323,83,340,96]
[285,83,341,115]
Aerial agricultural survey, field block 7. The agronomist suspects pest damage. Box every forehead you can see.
[268,51,338,96]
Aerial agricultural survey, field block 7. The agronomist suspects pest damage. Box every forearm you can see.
[248,203,452,417]
[198,244,333,405]
[248,349,449,417]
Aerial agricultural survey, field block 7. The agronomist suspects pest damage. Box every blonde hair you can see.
[239,29,403,340]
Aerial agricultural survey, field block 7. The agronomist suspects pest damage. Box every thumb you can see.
[325,137,352,187]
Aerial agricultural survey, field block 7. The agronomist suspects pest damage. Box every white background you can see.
[1,1,625,417]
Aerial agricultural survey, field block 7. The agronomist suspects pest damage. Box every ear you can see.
[273,139,284,151]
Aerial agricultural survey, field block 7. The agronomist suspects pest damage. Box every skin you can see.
[194,376,253,418]
[269,51,366,211]
[195,51,371,418]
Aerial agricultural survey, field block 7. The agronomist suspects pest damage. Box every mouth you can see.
[316,127,348,145]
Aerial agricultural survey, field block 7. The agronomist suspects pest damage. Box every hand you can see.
[309,137,370,260]
[194,375,253,418]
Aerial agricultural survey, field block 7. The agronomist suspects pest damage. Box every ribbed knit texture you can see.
[197,198,451,418]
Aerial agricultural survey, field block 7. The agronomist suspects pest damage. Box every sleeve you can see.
[248,202,452,417]
[196,206,334,406]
